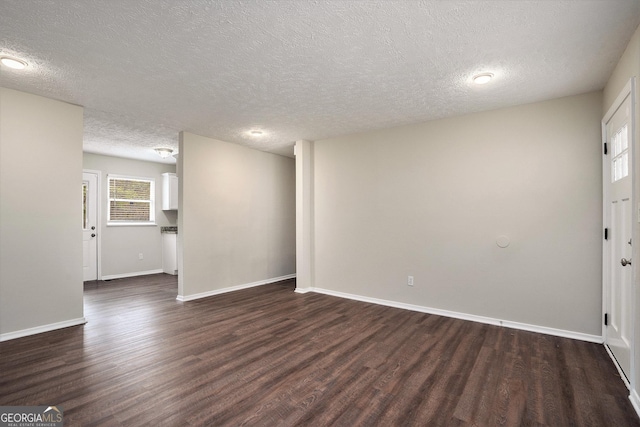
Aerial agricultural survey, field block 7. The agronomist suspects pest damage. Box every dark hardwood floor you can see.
[1,274,638,426]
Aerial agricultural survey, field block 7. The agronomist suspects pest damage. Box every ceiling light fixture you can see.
[0,56,28,70]
[154,148,173,158]
[250,130,263,136]
[472,73,494,85]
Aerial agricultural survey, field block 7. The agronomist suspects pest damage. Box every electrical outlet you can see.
[139,252,144,260]
[407,276,414,286]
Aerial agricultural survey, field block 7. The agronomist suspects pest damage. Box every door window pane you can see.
[82,182,88,229]
[612,124,629,183]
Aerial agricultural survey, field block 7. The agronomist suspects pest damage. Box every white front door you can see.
[83,172,98,281]
[604,81,634,383]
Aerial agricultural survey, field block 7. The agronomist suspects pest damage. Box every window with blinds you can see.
[107,175,155,224]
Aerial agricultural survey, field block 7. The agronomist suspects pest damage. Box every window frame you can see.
[107,174,156,226]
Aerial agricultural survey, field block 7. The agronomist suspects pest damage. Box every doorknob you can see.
[91,233,96,238]
[621,258,632,266]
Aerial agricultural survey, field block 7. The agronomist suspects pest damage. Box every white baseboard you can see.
[101,269,164,281]
[0,317,87,342]
[630,389,640,419]
[304,287,603,344]
[177,274,296,302]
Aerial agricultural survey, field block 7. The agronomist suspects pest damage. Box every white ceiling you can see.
[1,1,639,164]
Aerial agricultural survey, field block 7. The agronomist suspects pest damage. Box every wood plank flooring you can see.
[1,274,638,426]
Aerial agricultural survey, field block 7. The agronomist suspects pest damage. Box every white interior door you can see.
[604,83,634,383]
[83,172,98,281]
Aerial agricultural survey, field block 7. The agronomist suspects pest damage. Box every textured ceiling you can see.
[1,1,639,164]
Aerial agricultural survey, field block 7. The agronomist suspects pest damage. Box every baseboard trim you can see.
[177,274,296,302]
[305,287,603,344]
[0,317,87,342]
[630,389,640,419]
[101,269,164,281]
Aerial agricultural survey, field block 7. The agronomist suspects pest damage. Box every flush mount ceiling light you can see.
[472,73,494,85]
[0,56,28,70]
[154,148,173,158]
[248,130,264,136]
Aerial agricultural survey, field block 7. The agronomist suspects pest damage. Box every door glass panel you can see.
[612,124,629,183]
[82,181,89,229]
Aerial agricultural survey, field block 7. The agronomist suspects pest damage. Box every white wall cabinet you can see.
[162,172,178,210]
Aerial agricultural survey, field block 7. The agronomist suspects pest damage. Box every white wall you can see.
[0,88,84,339]
[178,132,295,299]
[82,153,177,279]
[603,23,640,409]
[311,91,603,336]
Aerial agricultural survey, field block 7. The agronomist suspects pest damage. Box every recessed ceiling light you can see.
[472,73,494,85]
[250,130,263,136]
[0,56,28,70]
